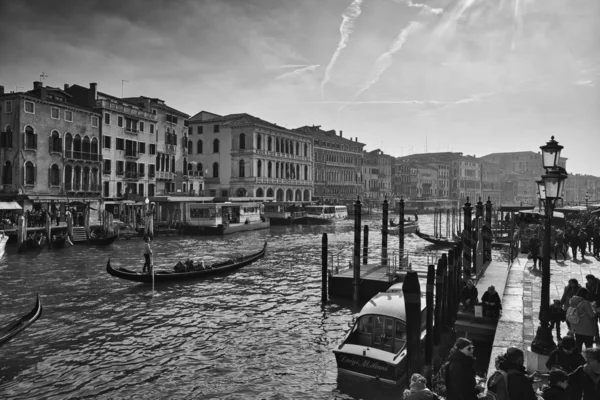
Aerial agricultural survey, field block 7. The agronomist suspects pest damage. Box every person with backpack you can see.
[446,337,479,400]
[567,288,598,351]
[554,229,568,261]
[567,347,600,400]
[487,348,538,400]
[561,279,583,330]
[540,369,568,400]
[584,274,600,342]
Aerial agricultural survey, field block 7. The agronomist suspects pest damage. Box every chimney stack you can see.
[64,84,70,91]
[33,81,43,90]
[340,130,343,137]
[89,82,97,107]
[0,85,4,95]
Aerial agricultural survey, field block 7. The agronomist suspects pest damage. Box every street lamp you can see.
[585,192,589,210]
[531,137,568,355]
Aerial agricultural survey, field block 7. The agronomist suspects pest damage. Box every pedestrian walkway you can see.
[486,248,600,378]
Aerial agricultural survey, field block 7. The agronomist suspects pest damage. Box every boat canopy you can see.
[358,292,426,321]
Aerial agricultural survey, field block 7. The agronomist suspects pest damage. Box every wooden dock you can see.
[455,259,511,342]
[328,263,428,302]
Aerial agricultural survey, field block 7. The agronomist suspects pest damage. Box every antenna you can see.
[39,72,48,81]
[122,80,129,98]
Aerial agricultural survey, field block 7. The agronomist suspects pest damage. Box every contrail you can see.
[394,0,443,15]
[429,0,477,40]
[268,64,316,69]
[276,65,320,80]
[348,21,422,104]
[320,0,364,97]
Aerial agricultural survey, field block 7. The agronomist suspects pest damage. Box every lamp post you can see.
[531,136,568,355]
[585,192,589,210]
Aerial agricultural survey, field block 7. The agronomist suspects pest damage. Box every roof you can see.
[0,200,22,210]
[123,96,190,118]
[358,291,426,320]
[189,112,295,132]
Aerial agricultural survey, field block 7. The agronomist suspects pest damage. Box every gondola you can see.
[0,230,8,258]
[415,229,459,246]
[88,233,119,245]
[106,241,267,283]
[0,294,43,348]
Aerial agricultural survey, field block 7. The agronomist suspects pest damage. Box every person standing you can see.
[549,299,566,342]
[143,237,153,274]
[561,279,583,330]
[578,229,588,260]
[541,369,568,400]
[56,209,60,227]
[567,228,578,260]
[568,288,598,351]
[584,274,600,342]
[567,347,600,400]
[529,233,541,269]
[446,338,478,400]
[494,347,538,400]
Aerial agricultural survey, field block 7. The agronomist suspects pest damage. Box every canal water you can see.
[0,214,505,399]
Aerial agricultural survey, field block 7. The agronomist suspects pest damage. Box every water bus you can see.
[304,205,348,225]
[333,286,427,384]
[181,201,270,235]
[262,201,311,225]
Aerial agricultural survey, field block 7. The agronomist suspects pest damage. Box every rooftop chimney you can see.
[340,130,343,137]
[0,85,4,95]
[89,82,97,107]
[33,81,43,90]
[64,84,70,91]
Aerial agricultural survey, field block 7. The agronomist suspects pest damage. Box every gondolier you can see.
[143,237,153,274]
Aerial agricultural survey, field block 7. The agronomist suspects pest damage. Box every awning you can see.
[0,201,22,210]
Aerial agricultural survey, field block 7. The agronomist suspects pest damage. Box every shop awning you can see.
[0,200,22,210]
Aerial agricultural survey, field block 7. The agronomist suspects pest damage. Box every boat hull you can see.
[334,352,404,384]
[0,294,43,348]
[106,241,267,283]
[181,220,270,235]
[268,216,307,225]
[415,230,458,246]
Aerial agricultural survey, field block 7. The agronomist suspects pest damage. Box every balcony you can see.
[156,171,175,180]
[165,144,177,155]
[96,99,158,121]
[124,151,140,160]
[125,127,138,135]
[123,172,143,181]
[184,171,204,180]
[64,150,102,162]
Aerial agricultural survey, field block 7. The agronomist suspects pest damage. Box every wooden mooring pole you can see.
[462,198,473,277]
[402,270,422,380]
[321,233,328,303]
[363,225,369,265]
[353,197,362,304]
[434,258,444,346]
[425,264,435,383]
[382,198,388,267]
[399,198,405,258]
[446,250,456,327]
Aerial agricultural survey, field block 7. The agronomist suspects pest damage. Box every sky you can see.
[1,0,599,175]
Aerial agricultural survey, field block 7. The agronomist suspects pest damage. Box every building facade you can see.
[0,82,102,212]
[188,112,313,201]
[362,149,393,208]
[294,125,364,205]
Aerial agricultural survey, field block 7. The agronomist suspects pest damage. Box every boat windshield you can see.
[351,315,406,353]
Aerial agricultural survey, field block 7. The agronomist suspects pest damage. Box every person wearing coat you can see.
[561,278,583,329]
[567,347,600,400]
[501,347,538,400]
[545,335,586,374]
[541,369,568,400]
[461,280,479,311]
[446,338,479,400]
[481,286,502,318]
[529,235,541,268]
[568,289,599,351]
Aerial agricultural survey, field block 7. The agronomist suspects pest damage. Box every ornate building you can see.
[294,125,364,205]
[0,82,102,212]
[188,112,313,201]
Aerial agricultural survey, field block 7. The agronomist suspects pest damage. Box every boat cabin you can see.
[186,201,263,227]
[305,205,348,220]
[263,201,311,220]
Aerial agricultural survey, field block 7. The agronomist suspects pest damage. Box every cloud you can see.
[320,0,363,97]
[276,64,320,80]
[574,80,597,87]
[347,21,422,105]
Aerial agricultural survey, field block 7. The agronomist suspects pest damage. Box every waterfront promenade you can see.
[487,249,600,379]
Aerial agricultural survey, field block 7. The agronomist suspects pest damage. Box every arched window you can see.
[3,161,12,185]
[73,134,82,158]
[49,164,60,186]
[256,187,264,197]
[188,140,193,155]
[2,125,13,148]
[50,130,61,153]
[285,139,289,154]
[64,165,72,191]
[187,162,193,171]
[267,161,272,178]
[212,162,219,178]
[25,161,35,185]
[198,163,204,176]
[239,160,245,177]
[82,166,90,189]
[91,138,98,156]
[276,138,280,152]
[239,133,246,149]
[82,136,90,157]
[213,139,219,153]
[296,142,300,155]
[65,133,73,152]
[267,136,272,151]
[257,134,262,150]
[197,140,203,154]
[24,125,37,149]
[304,165,308,180]
[266,188,274,198]
[257,160,262,178]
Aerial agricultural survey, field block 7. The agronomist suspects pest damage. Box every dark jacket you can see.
[549,304,566,323]
[545,346,586,373]
[529,237,540,256]
[461,286,479,305]
[501,361,537,400]
[446,349,478,400]
[585,278,600,304]
[541,385,568,400]
[561,284,582,312]
[568,364,600,400]
[481,291,502,310]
